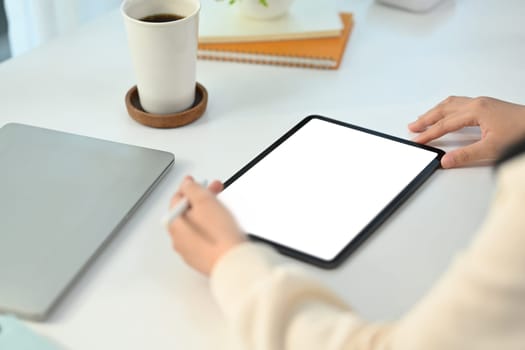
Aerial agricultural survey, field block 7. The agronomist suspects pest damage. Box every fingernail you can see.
[441,155,453,168]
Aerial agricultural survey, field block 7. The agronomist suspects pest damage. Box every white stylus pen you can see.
[162,180,208,229]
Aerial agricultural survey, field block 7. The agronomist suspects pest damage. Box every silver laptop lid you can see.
[0,123,174,320]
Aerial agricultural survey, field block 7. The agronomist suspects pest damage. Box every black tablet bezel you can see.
[223,115,445,269]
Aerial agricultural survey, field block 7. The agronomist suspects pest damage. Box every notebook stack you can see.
[198,0,354,70]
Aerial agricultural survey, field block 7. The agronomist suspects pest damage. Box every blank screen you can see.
[219,117,439,263]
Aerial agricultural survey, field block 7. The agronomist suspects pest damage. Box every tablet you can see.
[219,115,444,268]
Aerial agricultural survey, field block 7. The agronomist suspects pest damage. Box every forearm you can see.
[210,243,394,350]
[391,153,525,349]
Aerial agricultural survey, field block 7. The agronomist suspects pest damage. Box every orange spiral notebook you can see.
[197,13,354,70]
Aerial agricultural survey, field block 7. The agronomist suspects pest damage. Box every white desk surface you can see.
[1,0,524,348]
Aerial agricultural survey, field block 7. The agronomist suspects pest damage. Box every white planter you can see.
[239,0,295,20]
[377,0,444,12]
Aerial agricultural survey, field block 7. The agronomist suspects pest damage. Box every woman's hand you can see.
[167,177,246,276]
[409,96,525,168]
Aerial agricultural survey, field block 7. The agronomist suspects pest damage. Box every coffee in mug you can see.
[140,13,185,23]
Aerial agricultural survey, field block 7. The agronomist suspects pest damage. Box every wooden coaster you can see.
[125,83,208,128]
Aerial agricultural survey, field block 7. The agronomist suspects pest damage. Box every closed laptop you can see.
[0,123,174,320]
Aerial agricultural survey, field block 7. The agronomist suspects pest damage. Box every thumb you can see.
[441,141,488,168]
[208,180,224,195]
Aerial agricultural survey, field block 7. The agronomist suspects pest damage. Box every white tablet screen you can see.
[219,117,442,266]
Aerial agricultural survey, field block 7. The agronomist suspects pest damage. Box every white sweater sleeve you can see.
[210,155,525,350]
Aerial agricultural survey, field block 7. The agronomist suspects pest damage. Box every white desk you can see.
[1,0,524,348]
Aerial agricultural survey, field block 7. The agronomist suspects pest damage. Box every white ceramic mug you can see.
[121,0,200,114]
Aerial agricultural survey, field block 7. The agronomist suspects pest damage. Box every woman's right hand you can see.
[167,177,246,276]
[408,96,525,168]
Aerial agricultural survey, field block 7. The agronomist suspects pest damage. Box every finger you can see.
[412,111,478,144]
[441,141,491,168]
[169,185,217,243]
[170,192,184,208]
[180,178,214,206]
[409,96,470,132]
[169,213,214,245]
[181,179,239,238]
[409,107,446,132]
[437,95,470,107]
[169,175,194,208]
[168,216,212,270]
[208,180,224,195]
